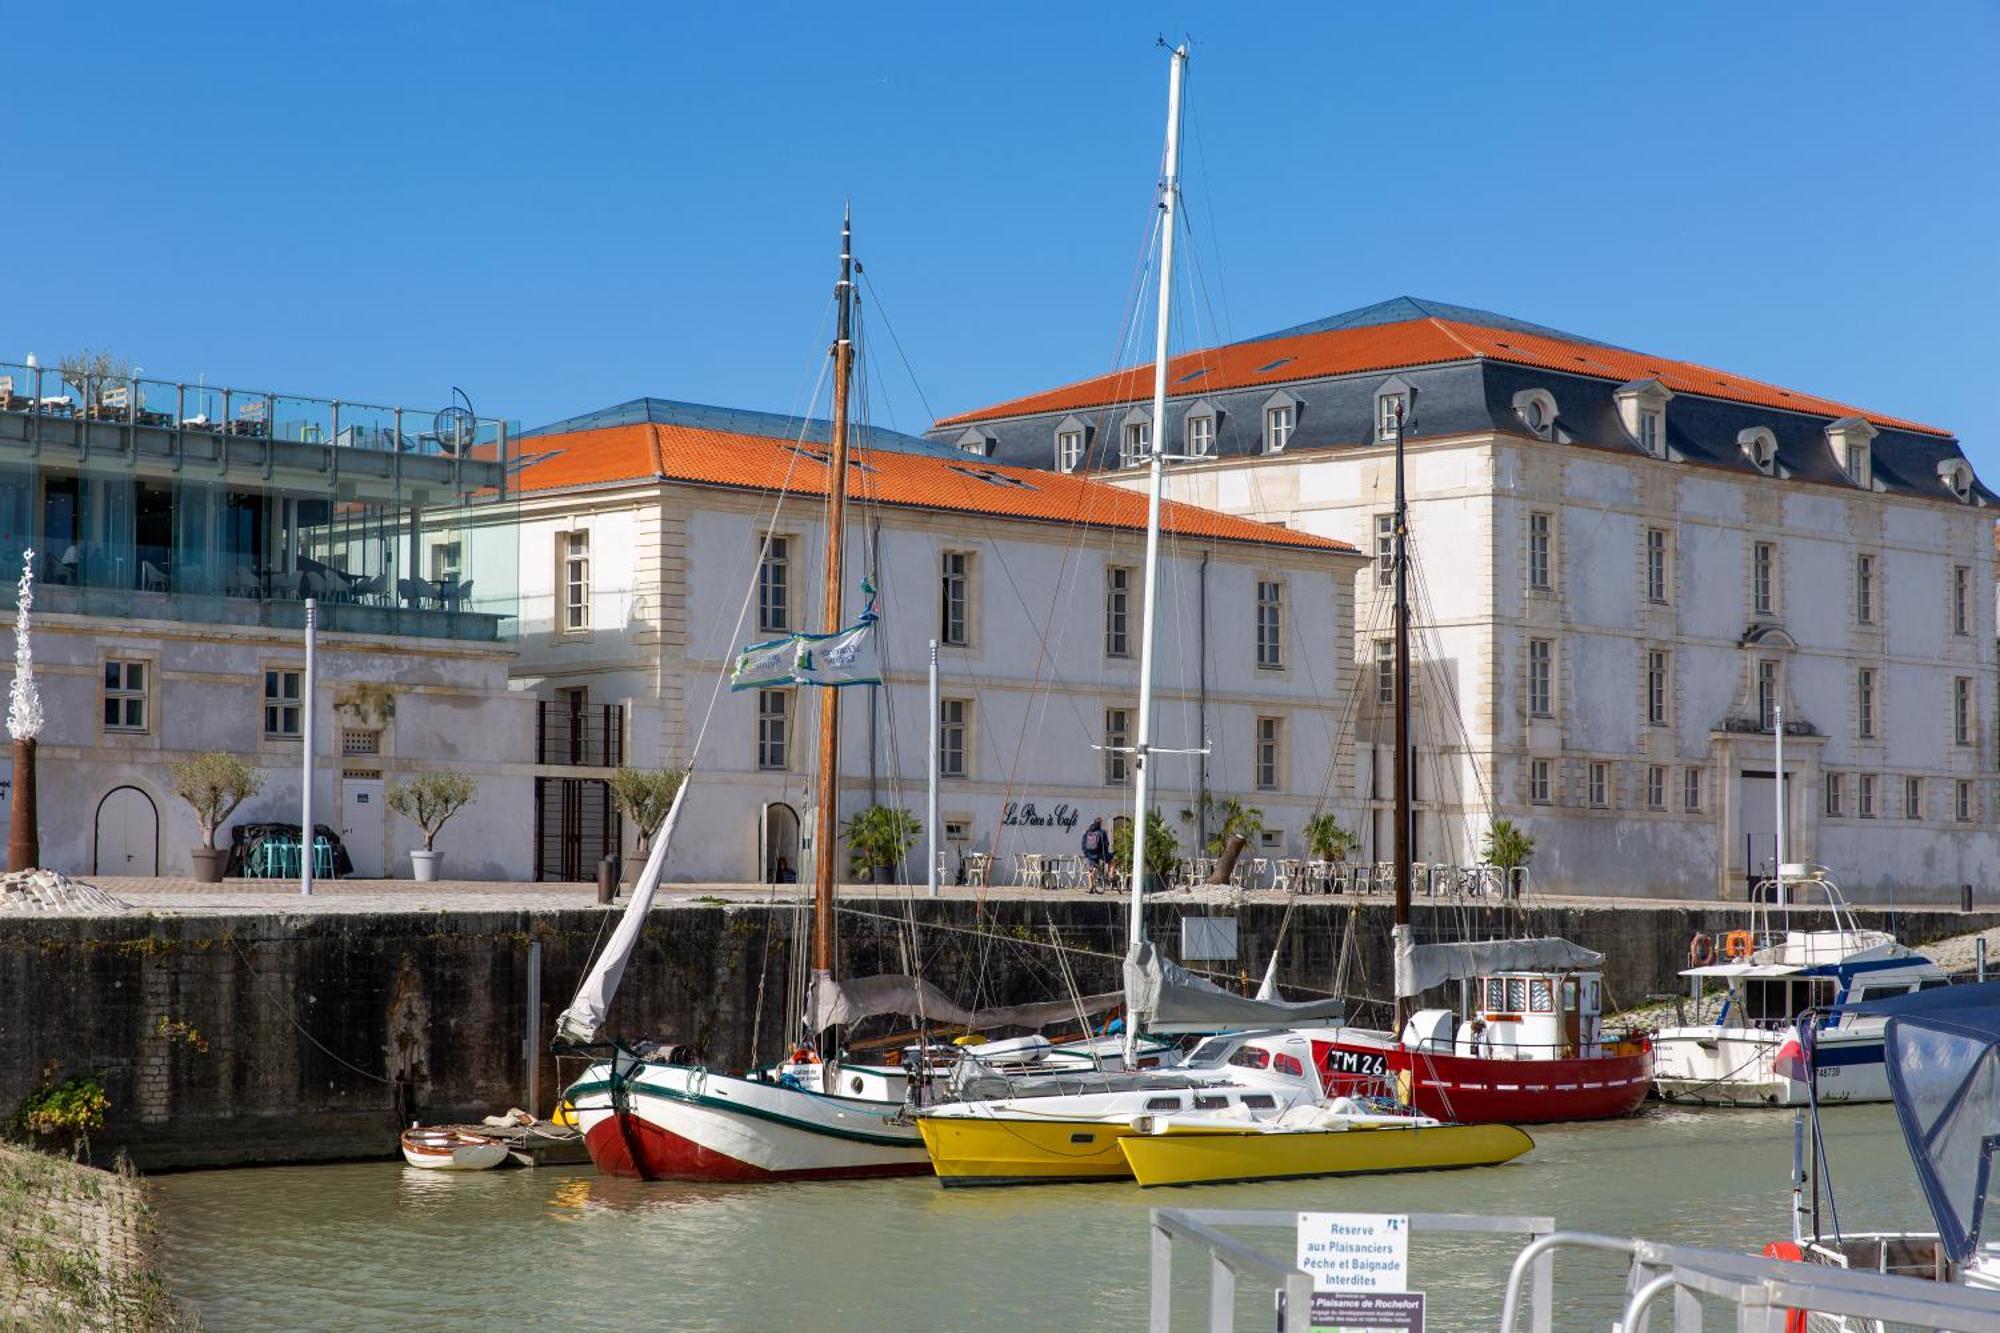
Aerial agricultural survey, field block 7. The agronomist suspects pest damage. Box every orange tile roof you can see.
[936,315,1949,437]
[514,422,1357,555]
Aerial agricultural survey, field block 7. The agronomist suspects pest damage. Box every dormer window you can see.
[1184,399,1218,457]
[1825,417,1877,489]
[955,428,996,458]
[1121,408,1152,468]
[1511,389,1558,440]
[1262,391,1298,454]
[1613,379,1674,460]
[1938,457,1977,503]
[1373,376,1414,444]
[1054,415,1087,473]
[1738,427,1778,475]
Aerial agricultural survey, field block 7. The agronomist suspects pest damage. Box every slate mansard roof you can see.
[512,401,1358,556]
[930,298,1987,507]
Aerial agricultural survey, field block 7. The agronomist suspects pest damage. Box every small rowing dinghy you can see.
[400,1126,510,1171]
[1115,1099,1533,1189]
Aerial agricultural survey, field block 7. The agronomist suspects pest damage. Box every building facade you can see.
[933,298,1998,901]
[505,399,1367,883]
[0,362,536,879]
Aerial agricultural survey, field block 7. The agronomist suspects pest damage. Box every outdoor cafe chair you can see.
[141,561,168,593]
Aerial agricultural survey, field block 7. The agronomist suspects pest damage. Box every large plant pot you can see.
[410,849,440,882]
[871,863,897,885]
[190,848,226,884]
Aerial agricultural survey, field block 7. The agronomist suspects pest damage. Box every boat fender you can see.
[1688,932,1714,966]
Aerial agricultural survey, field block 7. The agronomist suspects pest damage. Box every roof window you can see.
[788,444,874,473]
[1511,388,1558,441]
[1613,379,1675,460]
[1254,357,1294,375]
[1738,428,1778,476]
[1825,417,1877,489]
[1175,367,1210,384]
[1938,457,1977,504]
[948,464,1037,491]
[1374,376,1415,444]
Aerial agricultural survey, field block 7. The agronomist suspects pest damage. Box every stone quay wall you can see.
[5,895,1995,1171]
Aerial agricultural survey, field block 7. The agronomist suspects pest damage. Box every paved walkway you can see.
[26,874,1995,919]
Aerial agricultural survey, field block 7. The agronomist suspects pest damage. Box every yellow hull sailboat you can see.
[917,1113,1143,1188]
[1116,1117,1533,1189]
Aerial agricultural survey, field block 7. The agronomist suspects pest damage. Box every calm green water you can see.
[155,1106,1931,1331]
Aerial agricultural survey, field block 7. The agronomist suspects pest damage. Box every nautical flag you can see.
[730,635,802,691]
[1773,1026,1811,1083]
[730,581,882,691]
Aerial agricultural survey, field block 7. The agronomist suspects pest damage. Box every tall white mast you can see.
[1774,703,1786,922]
[1124,43,1187,1068]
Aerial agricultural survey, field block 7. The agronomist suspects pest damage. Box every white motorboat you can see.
[399,1126,510,1171]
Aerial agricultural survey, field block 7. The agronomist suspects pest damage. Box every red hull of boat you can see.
[1313,1038,1652,1124]
[582,1114,932,1183]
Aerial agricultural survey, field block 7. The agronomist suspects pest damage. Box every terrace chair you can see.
[349,573,389,604]
[227,566,262,599]
[140,561,168,592]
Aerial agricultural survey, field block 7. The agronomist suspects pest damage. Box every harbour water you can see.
[156,1105,1931,1331]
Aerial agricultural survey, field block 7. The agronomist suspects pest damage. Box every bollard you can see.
[596,857,617,904]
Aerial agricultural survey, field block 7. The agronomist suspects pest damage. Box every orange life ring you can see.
[1760,1242,1810,1333]
[1687,933,1714,966]
[1723,929,1756,961]
[789,1047,820,1065]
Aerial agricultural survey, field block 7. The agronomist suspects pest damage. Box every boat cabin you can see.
[1404,970,1606,1061]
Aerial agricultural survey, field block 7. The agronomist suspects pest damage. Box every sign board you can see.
[1181,915,1238,961]
[1298,1213,1421,1333]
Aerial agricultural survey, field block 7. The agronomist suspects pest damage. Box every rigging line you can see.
[1181,79,1234,343]
[856,269,939,431]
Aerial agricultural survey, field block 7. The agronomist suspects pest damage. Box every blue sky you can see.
[9,4,1997,466]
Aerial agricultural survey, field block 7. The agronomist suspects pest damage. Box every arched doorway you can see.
[94,785,160,876]
[760,802,801,884]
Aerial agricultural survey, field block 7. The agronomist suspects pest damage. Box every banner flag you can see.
[730,599,883,692]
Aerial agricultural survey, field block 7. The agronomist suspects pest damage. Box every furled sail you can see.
[806,972,1119,1033]
[553,774,693,1044]
[1123,941,1345,1032]
[1392,926,1604,998]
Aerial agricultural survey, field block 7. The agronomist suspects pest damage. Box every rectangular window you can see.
[1529,758,1551,805]
[1376,394,1403,443]
[1057,428,1083,473]
[1375,513,1395,588]
[1858,667,1876,739]
[262,668,302,739]
[1122,419,1150,467]
[1588,761,1608,808]
[1954,565,1971,636]
[1955,676,1973,746]
[1958,780,1975,823]
[1528,638,1552,717]
[939,698,968,779]
[1105,565,1131,658]
[1255,716,1282,792]
[1645,528,1668,603]
[1855,553,1875,625]
[561,530,591,633]
[1858,773,1876,820]
[1104,707,1130,785]
[1758,660,1778,732]
[1639,409,1663,458]
[1255,580,1283,670]
[1825,773,1844,817]
[1646,649,1669,726]
[941,551,970,646]
[1683,767,1702,813]
[1905,776,1923,821]
[1528,512,1552,591]
[1375,639,1394,705]
[1646,765,1666,811]
[102,659,148,732]
[430,540,462,584]
[758,536,790,633]
[756,689,789,771]
[1753,541,1774,615]
[1265,403,1295,453]
[1186,414,1214,457]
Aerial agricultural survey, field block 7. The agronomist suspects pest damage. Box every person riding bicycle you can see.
[1081,817,1112,893]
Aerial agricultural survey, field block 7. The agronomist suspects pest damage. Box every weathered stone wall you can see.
[5,896,1995,1170]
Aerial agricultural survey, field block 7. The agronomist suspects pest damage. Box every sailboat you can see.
[554,213,933,1181]
[913,45,1352,1188]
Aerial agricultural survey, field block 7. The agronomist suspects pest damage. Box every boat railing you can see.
[1147,1208,1557,1333]
[1498,1230,2000,1332]
[1743,869,1878,962]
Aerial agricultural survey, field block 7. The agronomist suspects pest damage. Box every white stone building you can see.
[933,298,1998,901]
[0,362,536,879]
[502,399,1366,883]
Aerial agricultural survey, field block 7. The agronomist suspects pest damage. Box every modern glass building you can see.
[0,361,516,639]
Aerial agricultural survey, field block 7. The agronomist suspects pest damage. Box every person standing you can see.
[1081,817,1111,893]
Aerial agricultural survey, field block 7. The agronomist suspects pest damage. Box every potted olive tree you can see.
[842,804,920,884]
[387,771,478,881]
[608,765,687,883]
[167,751,264,883]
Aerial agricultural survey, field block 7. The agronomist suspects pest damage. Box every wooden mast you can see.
[811,207,856,993]
[1392,398,1413,1033]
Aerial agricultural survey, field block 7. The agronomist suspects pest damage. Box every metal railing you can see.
[1499,1231,2000,1332]
[0,361,508,458]
[1149,1208,1556,1332]
[536,702,625,767]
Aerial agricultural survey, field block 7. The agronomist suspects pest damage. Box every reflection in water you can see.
[156,1107,1932,1332]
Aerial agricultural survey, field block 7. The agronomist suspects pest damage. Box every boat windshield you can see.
[1739,976,1835,1027]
